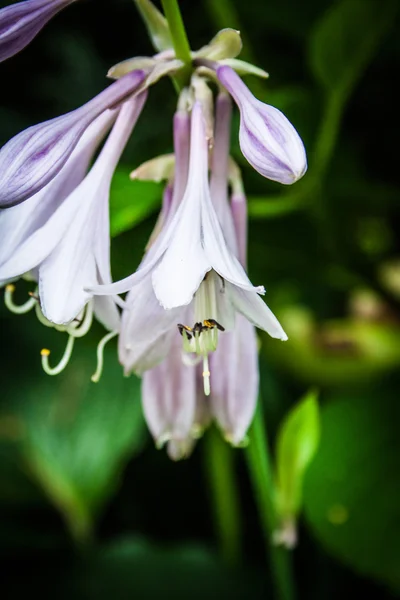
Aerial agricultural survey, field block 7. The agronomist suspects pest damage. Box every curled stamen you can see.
[91,330,118,383]
[202,354,211,396]
[67,301,94,338]
[35,301,65,329]
[40,335,75,376]
[4,284,36,314]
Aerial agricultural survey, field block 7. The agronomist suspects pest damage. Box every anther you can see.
[203,319,225,331]
[41,335,75,376]
[4,284,37,314]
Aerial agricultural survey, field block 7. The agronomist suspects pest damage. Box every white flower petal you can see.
[226,282,288,340]
[151,191,211,309]
[93,296,120,332]
[0,108,117,274]
[202,198,264,294]
[0,179,84,283]
[38,186,100,323]
[118,276,182,375]
[39,96,146,324]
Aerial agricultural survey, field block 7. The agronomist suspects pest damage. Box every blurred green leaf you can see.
[248,192,305,219]
[309,0,397,94]
[110,168,162,237]
[75,536,264,600]
[263,306,400,386]
[275,390,320,520]
[304,388,400,591]
[17,346,146,542]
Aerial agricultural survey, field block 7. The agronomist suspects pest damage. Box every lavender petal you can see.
[0,69,145,207]
[0,0,75,63]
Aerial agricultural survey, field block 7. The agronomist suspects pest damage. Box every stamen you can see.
[202,354,211,396]
[34,302,62,329]
[91,330,118,383]
[40,335,75,376]
[67,301,94,338]
[4,284,36,314]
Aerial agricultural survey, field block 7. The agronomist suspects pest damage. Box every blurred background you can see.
[1,0,400,598]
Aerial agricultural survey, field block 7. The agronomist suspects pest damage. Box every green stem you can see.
[246,402,296,600]
[161,0,192,88]
[204,427,242,566]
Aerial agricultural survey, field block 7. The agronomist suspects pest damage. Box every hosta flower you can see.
[91,102,285,326]
[1,93,147,322]
[91,95,287,457]
[0,69,146,207]
[1,93,147,377]
[216,65,307,184]
[0,0,77,63]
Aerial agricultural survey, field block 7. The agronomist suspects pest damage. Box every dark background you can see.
[1,0,400,598]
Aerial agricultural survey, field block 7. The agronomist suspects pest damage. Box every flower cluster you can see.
[0,0,307,459]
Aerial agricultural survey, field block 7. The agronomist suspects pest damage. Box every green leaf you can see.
[304,389,400,591]
[133,0,173,52]
[309,0,397,94]
[248,192,305,219]
[110,168,162,237]
[73,537,265,599]
[275,390,320,519]
[17,345,146,543]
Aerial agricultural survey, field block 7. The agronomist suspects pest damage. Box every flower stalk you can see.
[246,401,296,600]
[204,427,242,566]
[161,0,192,88]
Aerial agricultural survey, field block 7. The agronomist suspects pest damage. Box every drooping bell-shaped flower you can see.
[216,65,307,185]
[0,0,77,63]
[1,92,148,325]
[93,93,286,456]
[0,69,146,207]
[92,100,286,396]
[91,102,285,336]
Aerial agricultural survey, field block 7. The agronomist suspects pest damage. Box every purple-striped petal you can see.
[39,94,147,324]
[217,65,307,185]
[209,92,238,256]
[0,69,146,208]
[142,331,197,459]
[0,0,76,63]
[0,108,117,285]
[210,314,259,445]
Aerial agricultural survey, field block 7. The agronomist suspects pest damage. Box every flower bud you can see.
[0,0,76,63]
[217,66,307,185]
